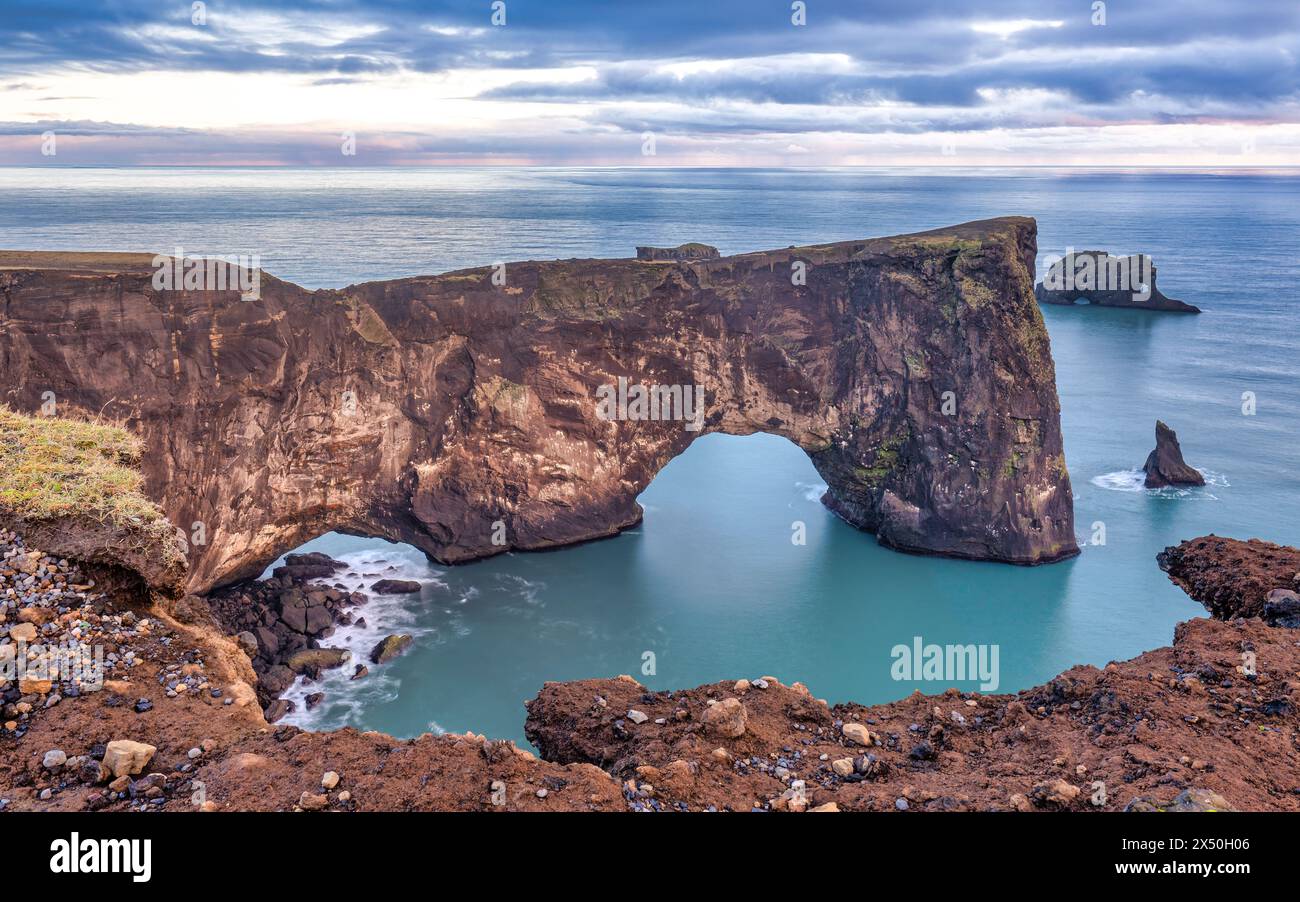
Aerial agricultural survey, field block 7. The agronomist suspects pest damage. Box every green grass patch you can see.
[0,406,170,538]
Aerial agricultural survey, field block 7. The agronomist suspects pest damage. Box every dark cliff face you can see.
[0,217,1077,593]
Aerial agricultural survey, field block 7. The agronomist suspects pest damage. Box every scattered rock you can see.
[369,634,413,665]
[8,622,37,643]
[285,647,351,673]
[842,722,874,746]
[369,579,421,595]
[298,791,328,811]
[1031,779,1081,808]
[102,740,156,779]
[701,697,748,738]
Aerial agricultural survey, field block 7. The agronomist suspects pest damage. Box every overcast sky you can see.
[0,0,1296,166]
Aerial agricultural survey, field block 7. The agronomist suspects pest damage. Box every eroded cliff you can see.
[0,217,1076,593]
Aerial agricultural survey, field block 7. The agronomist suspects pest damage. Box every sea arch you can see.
[0,217,1076,595]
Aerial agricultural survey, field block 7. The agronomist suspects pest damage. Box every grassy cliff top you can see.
[0,406,170,535]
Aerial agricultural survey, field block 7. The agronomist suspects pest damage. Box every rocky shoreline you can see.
[205,552,424,722]
[4,527,1300,812]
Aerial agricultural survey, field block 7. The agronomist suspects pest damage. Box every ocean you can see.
[2,166,1297,746]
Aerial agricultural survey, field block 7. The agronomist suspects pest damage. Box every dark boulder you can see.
[285,647,351,674]
[370,634,413,665]
[370,579,422,595]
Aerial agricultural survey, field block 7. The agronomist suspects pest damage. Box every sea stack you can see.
[1143,420,1205,488]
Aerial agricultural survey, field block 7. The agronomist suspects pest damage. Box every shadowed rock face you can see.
[0,217,1076,593]
[1143,420,1205,488]
[1035,250,1200,312]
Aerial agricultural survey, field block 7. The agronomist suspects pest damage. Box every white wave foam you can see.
[278,547,443,731]
[796,480,828,502]
[1090,467,1227,499]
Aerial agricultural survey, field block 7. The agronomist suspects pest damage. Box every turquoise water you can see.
[2,167,1298,745]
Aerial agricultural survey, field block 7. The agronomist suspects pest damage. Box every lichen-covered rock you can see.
[285,647,351,673]
[370,634,413,665]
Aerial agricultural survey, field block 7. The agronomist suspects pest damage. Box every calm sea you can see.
[2,167,1297,745]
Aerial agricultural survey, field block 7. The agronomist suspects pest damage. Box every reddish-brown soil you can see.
[4,533,1300,812]
[1159,535,1300,620]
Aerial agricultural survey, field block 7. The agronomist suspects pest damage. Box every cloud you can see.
[0,0,1295,165]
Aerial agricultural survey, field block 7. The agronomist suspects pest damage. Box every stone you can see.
[701,697,747,739]
[18,678,52,694]
[235,631,258,657]
[1031,778,1081,808]
[253,626,280,656]
[1164,788,1234,812]
[102,740,156,778]
[42,749,67,769]
[842,722,873,746]
[626,709,649,724]
[322,771,339,790]
[831,757,854,777]
[285,647,351,673]
[809,802,840,812]
[9,622,37,643]
[1263,589,1300,628]
[298,791,328,811]
[369,634,413,665]
[303,605,333,635]
[79,759,109,784]
[369,579,421,595]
